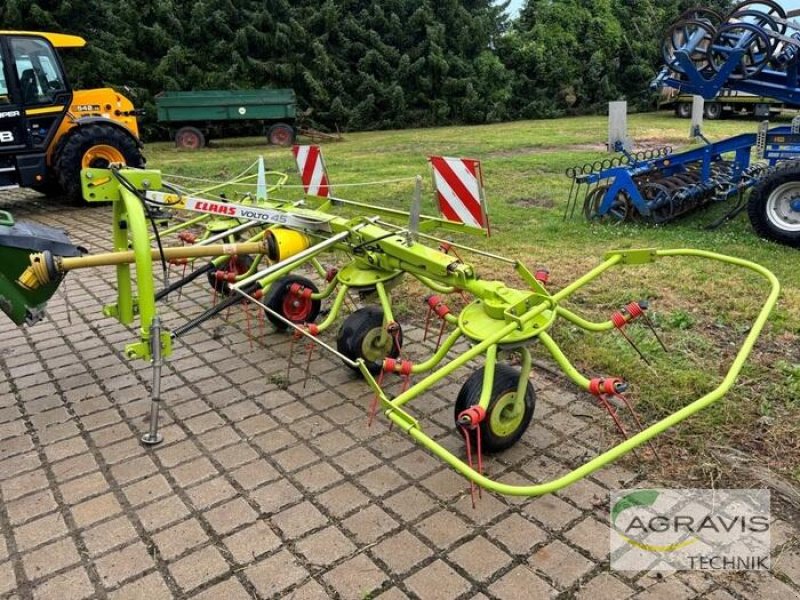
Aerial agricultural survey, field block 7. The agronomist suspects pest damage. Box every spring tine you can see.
[615,392,662,462]
[564,175,577,220]
[573,177,589,220]
[286,333,298,381]
[302,342,315,390]
[580,182,593,219]
[641,312,668,352]
[617,327,651,365]
[596,393,640,460]
[243,301,254,350]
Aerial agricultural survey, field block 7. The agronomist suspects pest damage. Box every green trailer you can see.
[155,89,297,149]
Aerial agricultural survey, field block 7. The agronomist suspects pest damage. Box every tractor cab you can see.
[0,32,75,187]
[0,31,143,200]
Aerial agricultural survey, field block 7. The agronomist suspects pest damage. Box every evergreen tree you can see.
[0,0,728,134]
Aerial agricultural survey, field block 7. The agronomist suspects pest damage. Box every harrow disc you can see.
[708,22,774,80]
[662,19,716,74]
[678,7,724,27]
[727,0,787,28]
[584,186,632,223]
[726,9,784,54]
[640,181,675,224]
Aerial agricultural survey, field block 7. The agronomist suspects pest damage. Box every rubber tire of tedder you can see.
[56,123,145,204]
[454,364,536,453]
[264,275,321,330]
[337,306,402,375]
[747,160,800,248]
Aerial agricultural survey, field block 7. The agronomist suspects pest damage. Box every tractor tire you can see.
[31,179,63,197]
[747,161,800,248]
[175,126,206,150]
[267,123,295,146]
[55,123,144,204]
[454,364,536,454]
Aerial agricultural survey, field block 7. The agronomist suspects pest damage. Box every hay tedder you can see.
[0,147,780,500]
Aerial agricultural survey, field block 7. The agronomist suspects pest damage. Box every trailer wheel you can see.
[175,127,205,150]
[267,123,295,146]
[747,161,800,247]
[454,364,535,454]
[336,307,402,374]
[207,255,254,296]
[264,275,321,329]
[56,123,144,203]
[675,103,692,118]
[703,103,722,120]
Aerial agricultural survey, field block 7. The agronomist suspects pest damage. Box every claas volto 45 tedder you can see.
[0,148,781,502]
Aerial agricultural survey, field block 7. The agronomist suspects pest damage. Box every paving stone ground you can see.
[0,193,798,599]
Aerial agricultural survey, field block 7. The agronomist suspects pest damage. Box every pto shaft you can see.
[18,241,270,290]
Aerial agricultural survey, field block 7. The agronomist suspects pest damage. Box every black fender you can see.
[68,117,143,148]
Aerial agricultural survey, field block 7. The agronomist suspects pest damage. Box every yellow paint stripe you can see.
[26,106,64,116]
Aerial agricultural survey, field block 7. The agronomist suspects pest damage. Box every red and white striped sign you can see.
[293,145,331,198]
[429,156,489,232]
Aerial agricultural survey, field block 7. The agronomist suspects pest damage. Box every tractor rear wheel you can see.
[31,179,63,197]
[747,161,800,247]
[55,123,144,203]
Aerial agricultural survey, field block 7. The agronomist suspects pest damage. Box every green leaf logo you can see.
[612,490,698,553]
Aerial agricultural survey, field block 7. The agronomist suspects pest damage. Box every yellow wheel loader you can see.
[0,31,144,201]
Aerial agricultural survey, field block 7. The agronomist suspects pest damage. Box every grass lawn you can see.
[146,111,800,488]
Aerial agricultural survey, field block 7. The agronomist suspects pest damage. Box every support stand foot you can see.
[141,316,165,447]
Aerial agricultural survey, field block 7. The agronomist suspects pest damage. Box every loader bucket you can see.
[0,212,82,325]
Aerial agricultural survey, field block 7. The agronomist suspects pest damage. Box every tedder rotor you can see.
[0,152,780,501]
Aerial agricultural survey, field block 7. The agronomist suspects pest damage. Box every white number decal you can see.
[0,131,14,143]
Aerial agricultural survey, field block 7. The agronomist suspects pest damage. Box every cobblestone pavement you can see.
[0,194,798,600]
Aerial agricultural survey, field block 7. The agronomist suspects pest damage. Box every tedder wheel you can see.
[454,363,536,454]
[747,161,800,248]
[675,102,692,119]
[175,126,206,150]
[267,123,295,146]
[703,102,723,120]
[264,275,321,329]
[336,306,402,374]
[207,255,255,296]
[55,123,144,203]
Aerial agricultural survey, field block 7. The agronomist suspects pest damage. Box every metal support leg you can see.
[141,317,164,446]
